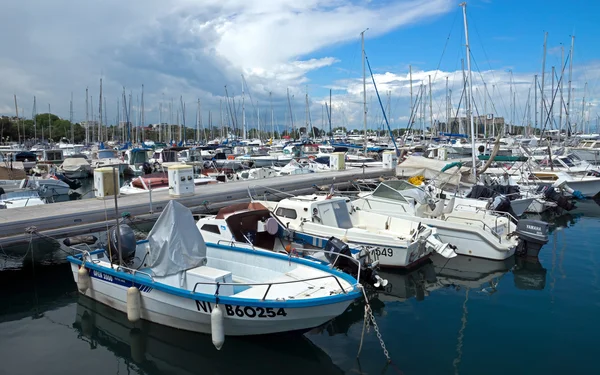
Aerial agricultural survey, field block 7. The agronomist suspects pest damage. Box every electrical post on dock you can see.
[112,166,123,267]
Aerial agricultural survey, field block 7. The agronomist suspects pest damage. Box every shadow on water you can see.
[73,296,344,375]
[0,261,76,322]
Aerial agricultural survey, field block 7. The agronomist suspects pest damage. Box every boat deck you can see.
[0,167,392,245]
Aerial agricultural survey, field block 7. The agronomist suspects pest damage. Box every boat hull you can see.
[69,254,356,337]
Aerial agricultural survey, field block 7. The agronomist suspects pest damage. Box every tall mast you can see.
[85,87,89,144]
[14,95,20,145]
[99,78,103,143]
[428,75,433,137]
[141,84,145,141]
[48,104,52,141]
[409,65,413,122]
[446,77,450,134]
[581,82,587,134]
[534,75,538,136]
[540,32,548,134]
[361,28,369,154]
[559,45,564,144]
[509,70,513,133]
[241,75,246,140]
[197,98,201,143]
[484,82,487,137]
[460,2,476,178]
[70,92,74,142]
[566,36,575,136]
[33,96,37,141]
[270,92,274,140]
[551,66,555,130]
[329,89,332,138]
[220,99,224,139]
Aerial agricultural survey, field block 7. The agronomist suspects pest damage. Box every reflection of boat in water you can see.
[377,261,439,302]
[0,262,75,323]
[431,253,515,290]
[513,257,547,291]
[73,296,344,375]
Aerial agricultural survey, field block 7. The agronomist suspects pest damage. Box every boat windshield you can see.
[373,180,429,204]
[317,200,353,229]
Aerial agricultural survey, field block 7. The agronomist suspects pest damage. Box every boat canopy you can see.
[147,201,207,277]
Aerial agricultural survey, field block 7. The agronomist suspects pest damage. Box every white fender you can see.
[211,304,225,350]
[77,267,90,293]
[127,286,141,322]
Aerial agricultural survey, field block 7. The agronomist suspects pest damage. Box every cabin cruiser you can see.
[257,194,457,269]
[351,180,549,259]
[570,139,600,164]
[90,149,127,174]
[123,148,153,176]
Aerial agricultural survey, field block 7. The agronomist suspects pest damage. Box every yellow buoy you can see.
[127,286,141,322]
[77,267,90,293]
[211,304,225,350]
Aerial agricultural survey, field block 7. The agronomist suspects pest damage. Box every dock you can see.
[0,167,393,246]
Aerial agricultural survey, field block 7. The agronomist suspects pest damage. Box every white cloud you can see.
[0,0,453,131]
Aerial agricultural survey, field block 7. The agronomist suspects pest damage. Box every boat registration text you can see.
[196,301,287,318]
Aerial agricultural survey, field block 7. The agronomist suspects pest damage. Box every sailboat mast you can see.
[566,36,575,136]
[329,89,332,138]
[33,96,37,141]
[540,32,548,133]
[99,78,103,143]
[85,87,89,144]
[429,75,433,137]
[141,84,145,141]
[361,28,368,155]
[242,75,246,140]
[559,45,564,144]
[70,92,74,142]
[270,92,274,141]
[460,2,476,178]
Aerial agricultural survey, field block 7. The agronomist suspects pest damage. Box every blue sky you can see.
[0,0,598,134]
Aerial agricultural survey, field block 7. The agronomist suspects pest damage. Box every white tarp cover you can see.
[61,157,89,171]
[396,156,470,186]
[147,200,207,277]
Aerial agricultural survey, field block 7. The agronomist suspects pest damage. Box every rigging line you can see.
[469,12,509,117]
[469,51,501,117]
[431,8,460,84]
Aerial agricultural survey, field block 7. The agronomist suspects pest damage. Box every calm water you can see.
[1,201,600,375]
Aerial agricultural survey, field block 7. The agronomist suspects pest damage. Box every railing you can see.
[443,214,502,242]
[115,264,155,281]
[192,274,348,301]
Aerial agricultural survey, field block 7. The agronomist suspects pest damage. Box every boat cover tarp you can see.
[147,200,207,277]
[60,157,89,171]
[396,156,470,185]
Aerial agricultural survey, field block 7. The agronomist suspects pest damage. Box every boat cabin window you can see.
[163,151,178,162]
[201,224,220,234]
[275,207,297,219]
[97,150,116,159]
[559,157,575,167]
[130,151,148,164]
[47,151,63,161]
[316,201,353,229]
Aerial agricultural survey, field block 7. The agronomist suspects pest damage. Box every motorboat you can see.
[20,176,71,197]
[59,156,92,179]
[351,180,549,259]
[257,194,457,269]
[195,202,387,287]
[67,201,360,346]
[120,172,218,195]
[0,190,46,209]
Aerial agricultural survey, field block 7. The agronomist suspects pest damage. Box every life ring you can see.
[227,155,235,160]
[308,155,316,160]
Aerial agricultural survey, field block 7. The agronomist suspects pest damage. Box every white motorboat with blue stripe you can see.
[67,201,360,349]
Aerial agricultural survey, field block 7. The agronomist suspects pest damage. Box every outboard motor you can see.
[514,219,549,257]
[108,224,137,263]
[55,173,82,189]
[324,237,387,288]
[542,186,576,211]
[490,196,518,221]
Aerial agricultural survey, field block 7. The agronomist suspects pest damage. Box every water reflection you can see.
[73,296,344,375]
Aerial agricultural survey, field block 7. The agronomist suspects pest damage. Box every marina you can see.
[1,0,600,374]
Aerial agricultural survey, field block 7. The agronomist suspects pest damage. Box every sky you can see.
[1,0,599,136]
